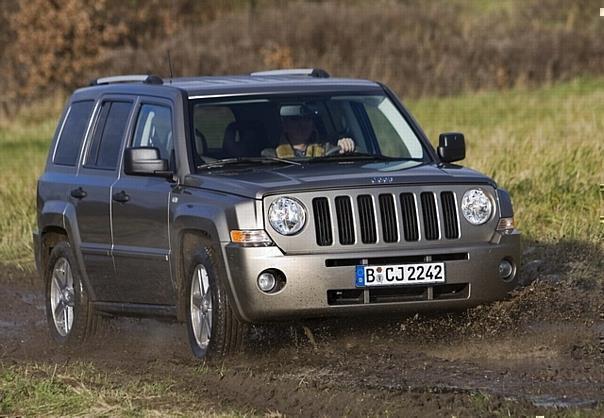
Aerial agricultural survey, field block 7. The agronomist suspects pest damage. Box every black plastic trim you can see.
[93,301,177,318]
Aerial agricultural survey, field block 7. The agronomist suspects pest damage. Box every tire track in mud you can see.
[136,358,542,417]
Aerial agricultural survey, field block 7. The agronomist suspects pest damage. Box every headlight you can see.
[268,197,306,235]
[461,188,493,225]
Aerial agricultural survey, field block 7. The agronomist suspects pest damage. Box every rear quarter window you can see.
[85,101,133,170]
[53,100,95,166]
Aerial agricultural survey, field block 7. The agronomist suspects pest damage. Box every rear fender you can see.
[39,200,95,300]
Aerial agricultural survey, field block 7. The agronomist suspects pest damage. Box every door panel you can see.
[71,171,116,300]
[74,98,134,301]
[111,101,175,305]
[111,178,174,304]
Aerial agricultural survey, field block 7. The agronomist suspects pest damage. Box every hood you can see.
[184,161,496,199]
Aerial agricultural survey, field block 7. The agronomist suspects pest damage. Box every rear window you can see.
[193,106,235,151]
[86,101,133,170]
[53,100,95,166]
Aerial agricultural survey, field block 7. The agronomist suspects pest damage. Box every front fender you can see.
[496,188,515,218]
[170,191,261,322]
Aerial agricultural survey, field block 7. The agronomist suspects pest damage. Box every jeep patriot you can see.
[34,69,521,358]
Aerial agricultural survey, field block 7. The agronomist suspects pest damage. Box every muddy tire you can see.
[185,245,246,359]
[45,240,97,345]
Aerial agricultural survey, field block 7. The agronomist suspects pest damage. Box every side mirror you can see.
[124,147,171,177]
[437,132,465,163]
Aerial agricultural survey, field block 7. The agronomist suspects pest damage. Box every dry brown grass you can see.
[2,0,604,114]
[104,0,604,98]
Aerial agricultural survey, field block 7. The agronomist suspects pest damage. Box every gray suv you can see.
[34,69,520,358]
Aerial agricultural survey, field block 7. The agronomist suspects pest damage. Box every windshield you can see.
[190,94,429,170]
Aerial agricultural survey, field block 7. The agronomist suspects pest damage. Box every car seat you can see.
[222,121,267,158]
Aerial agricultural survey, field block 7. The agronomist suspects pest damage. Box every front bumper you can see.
[222,231,521,322]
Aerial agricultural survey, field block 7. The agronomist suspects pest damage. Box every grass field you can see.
[0,79,602,272]
[1,77,603,418]
[5,362,602,418]
[0,362,240,417]
[413,78,603,244]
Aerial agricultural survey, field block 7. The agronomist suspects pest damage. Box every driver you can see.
[272,105,355,158]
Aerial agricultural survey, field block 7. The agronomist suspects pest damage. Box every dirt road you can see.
[2,265,602,417]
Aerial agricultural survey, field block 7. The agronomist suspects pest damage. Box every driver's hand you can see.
[337,137,355,154]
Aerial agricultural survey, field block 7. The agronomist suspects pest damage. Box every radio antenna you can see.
[167,50,174,84]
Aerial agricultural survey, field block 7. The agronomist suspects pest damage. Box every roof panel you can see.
[78,75,383,98]
[173,76,381,97]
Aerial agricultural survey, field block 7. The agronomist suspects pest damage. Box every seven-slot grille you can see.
[313,191,460,246]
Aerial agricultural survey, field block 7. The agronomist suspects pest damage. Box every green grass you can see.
[409,77,604,244]
[0,98,61,270]
[0,79,602,270]
[0,362,243,417]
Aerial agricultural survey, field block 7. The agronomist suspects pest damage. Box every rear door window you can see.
[53,100,95,166]
[86,101,133,170]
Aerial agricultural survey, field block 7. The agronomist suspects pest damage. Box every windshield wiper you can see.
[197,156,301,170]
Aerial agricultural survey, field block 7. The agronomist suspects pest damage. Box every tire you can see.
[185,244,246,359]
[44,240,97,345]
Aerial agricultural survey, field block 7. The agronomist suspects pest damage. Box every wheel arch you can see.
[174,228,216,322]
[38,201,95,300]
[40,226,69,275]
[173,227,245,323]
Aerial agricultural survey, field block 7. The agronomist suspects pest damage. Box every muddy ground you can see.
[1,242,603,417]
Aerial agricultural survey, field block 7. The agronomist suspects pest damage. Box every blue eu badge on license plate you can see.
[355,265,365,287]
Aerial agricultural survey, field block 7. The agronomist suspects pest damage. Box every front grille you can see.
[357,195,377,243]
[325,252,469,267]
[420,192,439,240]
[440,192,459,239]
[327,283,469,305]
[379,194,398,243]
[313,189,461,246]
[400,193,419,241]
[327,289,364,305]
[335,196,355,245]
[313,197,333,246]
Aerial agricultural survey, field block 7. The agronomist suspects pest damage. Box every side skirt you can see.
[92,301,178,319]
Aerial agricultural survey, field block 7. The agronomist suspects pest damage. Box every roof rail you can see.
[90,74,164,86]
[250,68,330,78]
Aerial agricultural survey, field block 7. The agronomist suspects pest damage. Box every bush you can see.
[0,0,243,114]
[7,0,125,102]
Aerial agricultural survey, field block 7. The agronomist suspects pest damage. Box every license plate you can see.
[355,262,446,287]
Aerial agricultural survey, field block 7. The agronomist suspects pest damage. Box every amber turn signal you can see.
[230,230,274,246]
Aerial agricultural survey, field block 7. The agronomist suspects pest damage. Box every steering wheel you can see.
[325,144,341,156]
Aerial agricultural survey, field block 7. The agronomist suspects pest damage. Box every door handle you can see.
[70,187,87,199]
[112,190,130,203]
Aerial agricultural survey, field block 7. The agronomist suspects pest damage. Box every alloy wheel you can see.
[190,264,213,351]
[50,257,75,336]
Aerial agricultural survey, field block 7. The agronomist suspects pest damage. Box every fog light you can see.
[257,272,276,292]
[498,259,514,280]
